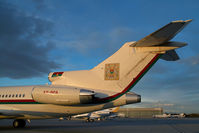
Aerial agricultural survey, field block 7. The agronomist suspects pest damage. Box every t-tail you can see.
[48,19,192,102]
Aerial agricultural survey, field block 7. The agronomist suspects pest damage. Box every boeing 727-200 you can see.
[0,19,192,128]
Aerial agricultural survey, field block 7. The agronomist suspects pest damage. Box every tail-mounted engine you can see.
[32,86,95,105]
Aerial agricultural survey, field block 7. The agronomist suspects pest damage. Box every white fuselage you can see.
[0,85,130,119]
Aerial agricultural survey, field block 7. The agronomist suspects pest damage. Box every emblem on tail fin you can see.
[104,63,120,80]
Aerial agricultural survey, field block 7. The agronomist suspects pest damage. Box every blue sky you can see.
[0,0,199,113]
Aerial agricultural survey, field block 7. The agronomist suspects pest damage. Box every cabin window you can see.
[19,94,21,97]
[2,95,4,98]
[16,94,18,97]
[12,94,14,97]
[5,95,8,98]
[23,94,25,97]
[0,95,1,98]
[9,94,11,97]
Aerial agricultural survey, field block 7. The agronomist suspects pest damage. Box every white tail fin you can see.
[49,20,191,101]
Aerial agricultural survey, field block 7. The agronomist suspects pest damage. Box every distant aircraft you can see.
[0,20,192,128]
[153,113,186,118]
[153,113,171,118]
[73,107,120,122]
[170,113,186,118]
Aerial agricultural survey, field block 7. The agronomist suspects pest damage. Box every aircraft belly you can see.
[0,103,115,119]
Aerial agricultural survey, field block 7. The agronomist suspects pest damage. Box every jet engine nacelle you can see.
[125,92,141,104]
[32,86,95,105]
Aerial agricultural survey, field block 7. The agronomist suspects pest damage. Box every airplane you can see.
[153,113,186,118]
[153,113,171,118]
[170,113,186,118]
[73,107,120,122]
[0,19,192,128]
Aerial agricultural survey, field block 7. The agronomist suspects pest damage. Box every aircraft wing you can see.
[0,106,46,119]
[89,113,100,119]
[131,19,192,47]
[0,106,23,119]
[73,113,91,119]
[0,113,22,119]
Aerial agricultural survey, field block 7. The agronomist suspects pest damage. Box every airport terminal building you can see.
[118,108,163,118]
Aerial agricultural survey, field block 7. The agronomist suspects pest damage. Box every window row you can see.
[0,94,25,98]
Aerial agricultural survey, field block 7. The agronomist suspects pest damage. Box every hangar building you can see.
[118,108,163,118]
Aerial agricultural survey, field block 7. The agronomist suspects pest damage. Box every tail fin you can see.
[49,20,191,101]
[90,19,191,91]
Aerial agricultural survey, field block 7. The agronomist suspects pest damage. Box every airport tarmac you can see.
[0,118,199,133]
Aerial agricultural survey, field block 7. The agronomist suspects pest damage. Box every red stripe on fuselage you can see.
[0,99,36,103]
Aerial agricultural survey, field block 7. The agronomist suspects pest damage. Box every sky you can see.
[0,0,199,113]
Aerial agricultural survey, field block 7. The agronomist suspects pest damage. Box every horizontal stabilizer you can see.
[160,50,179,61]
[131,19,192,47]
[133,41,187,54]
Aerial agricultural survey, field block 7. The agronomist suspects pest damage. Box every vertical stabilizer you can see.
[49,20,191,102]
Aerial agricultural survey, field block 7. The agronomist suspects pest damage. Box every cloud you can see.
[55,27,136,56]
[59,32,103,54]
[179,55,199,66]
[32,0,46,10]
[0,1,59,79]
